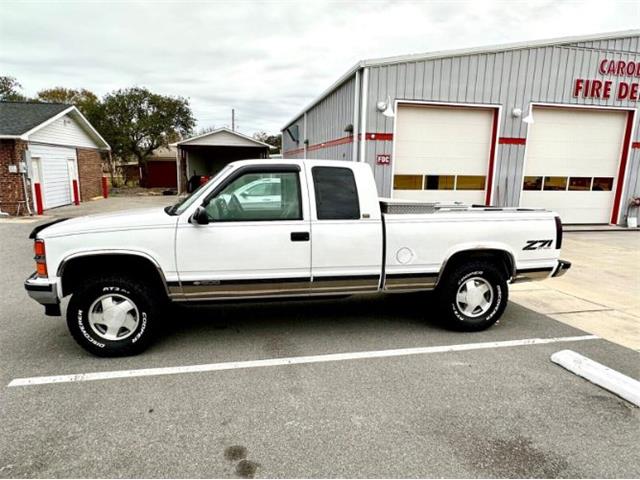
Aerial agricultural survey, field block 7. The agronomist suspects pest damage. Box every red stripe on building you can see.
[632,141,640,149]
[498,137,526,145]
[283,147,305,156]
[364,132,393,141]
[306,135,354,152]
[284,132,393,156]
[611,111,635,224]
[485,110,499,206]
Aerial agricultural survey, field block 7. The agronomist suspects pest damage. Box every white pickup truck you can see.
[25,159,570,356]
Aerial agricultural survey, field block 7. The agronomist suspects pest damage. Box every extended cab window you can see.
[312,167,360,220]
[205,171,302,221]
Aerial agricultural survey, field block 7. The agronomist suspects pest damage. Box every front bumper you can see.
[25,273,61,315]
[551,259,572,278]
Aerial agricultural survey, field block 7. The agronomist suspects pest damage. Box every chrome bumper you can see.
[552,259,572,278]
[25,273,61,315]
[511,259,572,283]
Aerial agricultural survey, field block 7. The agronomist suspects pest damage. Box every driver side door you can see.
[175,165,312,299]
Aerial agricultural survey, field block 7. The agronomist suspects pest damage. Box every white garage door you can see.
[520,108,626,224]
[30,144,76,209]
[393,105,495,204]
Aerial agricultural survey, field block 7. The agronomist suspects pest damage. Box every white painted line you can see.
[551,349,640,407]
[8,335,598,387]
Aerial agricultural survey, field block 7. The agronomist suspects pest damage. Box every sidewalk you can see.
[510,231,640,351]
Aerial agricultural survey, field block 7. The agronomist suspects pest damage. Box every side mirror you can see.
[190,206,209,225]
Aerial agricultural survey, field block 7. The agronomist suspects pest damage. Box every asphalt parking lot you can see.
[1,198,639,478]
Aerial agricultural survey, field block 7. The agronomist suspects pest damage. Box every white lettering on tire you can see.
[77,308,105,348]
[131,312,147,344]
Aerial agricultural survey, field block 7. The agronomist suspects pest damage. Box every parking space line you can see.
[8,335,598,387]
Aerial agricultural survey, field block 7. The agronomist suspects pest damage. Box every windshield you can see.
[165,165,232,215]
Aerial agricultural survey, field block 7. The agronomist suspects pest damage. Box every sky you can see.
[1,0,639,136]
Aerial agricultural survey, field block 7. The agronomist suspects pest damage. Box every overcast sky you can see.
[1,0,639,135]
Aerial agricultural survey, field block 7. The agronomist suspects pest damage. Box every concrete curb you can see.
[551,349,640,407]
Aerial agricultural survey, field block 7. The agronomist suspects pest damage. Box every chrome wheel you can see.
[455,276,494,318]
[88,294,140,341]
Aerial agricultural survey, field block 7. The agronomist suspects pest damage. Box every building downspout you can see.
[21,172,33,215]
[175,146,182,194]
[359,67,369,163]
[303,112,308,159]
[351,69,360,162]
[20,145,33,215]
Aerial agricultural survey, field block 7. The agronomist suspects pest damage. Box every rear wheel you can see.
[436,261,508,331]
[66,276,159,356]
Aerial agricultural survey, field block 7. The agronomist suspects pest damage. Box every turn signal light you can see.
[34,240,47,277]
[34,240,45,257]
[36,262,48,277]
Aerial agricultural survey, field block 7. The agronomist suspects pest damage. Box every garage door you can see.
[30,145,76,209]
[146,161,177,188]
[393,105,495,204]
[520,108,627,224]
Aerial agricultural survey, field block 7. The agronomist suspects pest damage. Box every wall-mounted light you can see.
[511,107,522,118]
[376,96,395,118]
[344,123,354,133]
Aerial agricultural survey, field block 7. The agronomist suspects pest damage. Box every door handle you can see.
[290,232,310,242]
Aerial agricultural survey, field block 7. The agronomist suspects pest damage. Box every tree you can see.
[94,87,195,167]
[36,87,100,117]
[196,125,217,136]
[253,131,282,153]
[0,76,27,101]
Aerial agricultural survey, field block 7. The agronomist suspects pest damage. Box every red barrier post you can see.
[102,176,109,198]
[72,179,80,205]
[34,183,44,215]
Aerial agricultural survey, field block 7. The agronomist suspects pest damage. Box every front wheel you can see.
[436,261,508,331]
[66,276,159,356]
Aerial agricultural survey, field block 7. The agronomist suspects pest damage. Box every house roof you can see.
[0,101,110,150]
[282,29,640,130]
[0,102,70,136]
[171,127,273,149]
[150,145,177,158]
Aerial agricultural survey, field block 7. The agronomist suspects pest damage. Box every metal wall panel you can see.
[282,113,304,157]
[283,75,356,160]
[284,34,640,221]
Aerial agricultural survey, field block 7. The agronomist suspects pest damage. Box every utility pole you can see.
[231,109,235,131]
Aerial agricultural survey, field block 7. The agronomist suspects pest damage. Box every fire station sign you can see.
[574,59,640,101]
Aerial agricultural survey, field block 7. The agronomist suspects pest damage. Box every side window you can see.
[312,167,360,220]
[205,171,301,221]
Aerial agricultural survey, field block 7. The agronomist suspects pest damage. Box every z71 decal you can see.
[523,239,553,250]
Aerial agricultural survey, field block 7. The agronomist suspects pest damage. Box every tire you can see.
[436,261,508,332]
[66,275,159,357]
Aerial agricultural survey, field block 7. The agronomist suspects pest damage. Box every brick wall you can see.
[76,148,103,200]
[0,140,30,215]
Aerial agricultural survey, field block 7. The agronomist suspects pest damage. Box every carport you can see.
[172,127,272,193]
